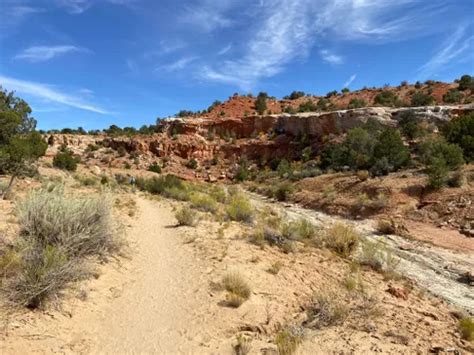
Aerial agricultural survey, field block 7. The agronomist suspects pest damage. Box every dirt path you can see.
[2,196,219,354]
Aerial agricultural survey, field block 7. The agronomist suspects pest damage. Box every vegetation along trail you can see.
[248,192,474,315]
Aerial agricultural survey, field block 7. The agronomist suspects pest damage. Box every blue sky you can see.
[0,0,473,130]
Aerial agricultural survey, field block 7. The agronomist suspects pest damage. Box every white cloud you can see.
[417,25,474,79]
[200,0,314,89]
[343,74,357,87]
[319,49,344,65]
[0,3,43,33]
[0,75,109,114]
[55,0,137,14]
[217,44,232,56]
[181,0,237,32]
[156,56,198,72]
[14,45,88,62]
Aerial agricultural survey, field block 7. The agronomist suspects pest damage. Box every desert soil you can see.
[2,192,473,354]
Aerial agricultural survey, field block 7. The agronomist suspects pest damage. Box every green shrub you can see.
[226,195,254,223]
[371,128,410,175]
[163,186,190,201]
[274,182,293,201]
[398,111,425,139]
[374,91,402,107]
[458,74,474,91]
[418,138,465,170]
[53,150,79,171]
[222,272,251,307]
[148,162,161,174]
[190,193,218,213]
[277,159,292,177]
[347,98,366,109]
[411,91,435,106]
[442,113,474,162]
[255,92,268,115]
[325,223,359,257]
[459,317,474,341]
[282,219,316,240]
[298,100,317,112]
[426,157,449,190]
[140,174,184,195]
[175,206,197,226]
[443,88,463,103]
[186,159,198,169]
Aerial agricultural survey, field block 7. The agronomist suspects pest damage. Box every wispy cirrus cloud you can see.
[55,0,137,14]
[217,44,232,56]
[0,75,110,114]
[320,49,344,65]
[199,0,462,89]
[417,25,474,79]
[180,0,237,32]
[0,1,44,34]
[156,56,198,73]
[14,45,89,62]
[343,74,357,88]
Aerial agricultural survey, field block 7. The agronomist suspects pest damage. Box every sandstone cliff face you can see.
[46,104,474,177]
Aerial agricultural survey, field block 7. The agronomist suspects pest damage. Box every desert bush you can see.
[175,206,196,226]
[325,223,359,257]
[274,182,293,201]
[275,327,303,355]
[448,170,466,188]
[190,193,218,213]
[226,195,254,223]
[74,174,97,186]
[255,92,268,115]
[6,244,87,308]
[411,91,434,106]
[0,248,21,278]
[356,170,369,181]
[458,74,474,91]
[398,111,425,139]
[234,334,252,355]
[347,98,366,109]
[222,272,251,307]
[459,317,474,341]
[208,185,227,203]
[163,186,191,201]
[282,218,316,240]
[374,91,402,107]
[376,219,396,234]
[441,113,473,162]
[53,150,79,171]
[140,174,184,195]
[305,293,349,329]
[15,189,121,258]
[298,100,317,112]
[186,159,198,169]
[371,128,410,175]
[268,261,283,275]
[148,162,161,174]
[358,240,399,272]
[443,88,462,103]
[426,158,449,190]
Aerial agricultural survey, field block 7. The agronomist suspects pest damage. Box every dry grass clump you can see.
[304,293,349,329]
[268,260,283,275]
[356,170,369,181]
[175,206,197,226]
[1,188,122,308]
[376,219,396,234]
[358,239,400,273]
[16,189,121,258]
[163,186,191,201]
[275,327,303,355]
[226,194,254,223]
[74,174,98,187]
[234,334,252,355]
[324,223,359,257]
[459,317,474,342]
[282,218,317,240]
[222,271,251,307]
[190,193,218,213]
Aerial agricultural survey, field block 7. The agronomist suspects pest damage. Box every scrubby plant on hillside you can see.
[53,149,80,172]
[226,194,254,223]
[255,92,268,115]
[371,128,410,175]
[398,111,426,139]
[222,271,251,307]
[443,88,463,104]
[175,206,197,226]
[324,223,359,257]
[374,91,402,107]
[411,91,435,106]
[458,74,474,91]
[418,138,464,189]
[442,113,474,162]
[0,88,47,199]
[347,98,366,109]
[298,100,317,112]
[148,162,162,174]
[2,188,121,308]
[284,91,305,100]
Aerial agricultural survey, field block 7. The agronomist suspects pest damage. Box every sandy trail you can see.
[85,197,212,353]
